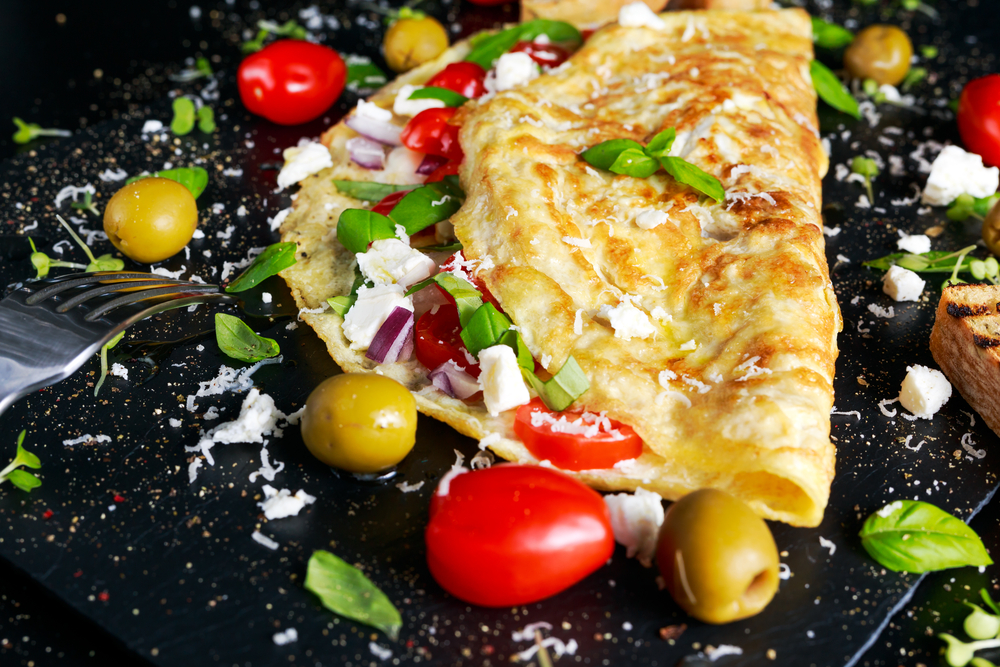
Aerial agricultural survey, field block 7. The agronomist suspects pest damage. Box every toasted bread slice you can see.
[929,283,1000,436]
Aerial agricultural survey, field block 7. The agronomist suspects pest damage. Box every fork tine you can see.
[25,272,172,305]
[55,279,189,312]
[85,284,224,321]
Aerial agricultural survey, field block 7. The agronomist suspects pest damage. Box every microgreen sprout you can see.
[902,67,928,92]
[943,245,979,289]
[197,105,216,134]
[851,156,879,203]
[964,602,1000,640]
[0,431,42,493]
[968,257,1000,285]
[242,19,308,53]
[169,56,214,83]
[94,329,126,397]
[940,634,1000,667]
[898,0,938,18]
[921,45,939,59]
[69,189,100,217]
[28,237,86,278]
[948,194,1000,222]
[171,97,196,135]
[54,215,123,272]
[11,117,71,145]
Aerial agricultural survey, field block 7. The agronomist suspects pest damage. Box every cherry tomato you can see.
[425,160,461,183]
[509,40,572,68]
[514,398,643,471]
[401,107,464,162]
[371,189,410,216]
[438,252,502,310]
[425,464,614,607]
[426,62,487,98]
[958,74,1000,168]
[415,303,480,377]
[237,40,346,126]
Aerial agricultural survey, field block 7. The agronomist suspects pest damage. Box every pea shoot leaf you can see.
[332,180,418,202]
[336,209,396,254]
[214,313,280,363]
[226,242,298,293]
[409,87,470,108]
[304,550,402,641]
[659,156,726,201]
[863,250,976,273]
[126,167,209,199]
[810,59,861,119]
[7,470,41,492]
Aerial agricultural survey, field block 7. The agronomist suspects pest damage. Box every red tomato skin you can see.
[426,62,487,98]
[426,465,614,607]
[371,190,410,216]
[514,398,643,471]
[415,303,480,377]
[238,40,346,125]
[509,40,571,68]
[437,252,502,310]
[958,74,1000,168]
[401,108,464,162]
[425,160,461,183]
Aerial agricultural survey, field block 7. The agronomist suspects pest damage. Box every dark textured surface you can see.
[0,1,999,666]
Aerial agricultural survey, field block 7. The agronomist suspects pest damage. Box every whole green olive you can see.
[384,16,449,73]
[300,373,417,474]
[655,489,779,624]
[103,178,198,263]
[843,25,913,86]
[983,199,1000,256]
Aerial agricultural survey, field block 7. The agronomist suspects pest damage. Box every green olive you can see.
[103,178,198,263]
[984,199,1000,256]
[843,25,913,86]
[300,374,417,474]
[656,489,779,624]
[384,17,449,73]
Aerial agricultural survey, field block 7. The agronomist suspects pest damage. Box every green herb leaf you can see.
[417,241,463,254]
[333,180,418,202]
[6,470,41,492]
[523,356,589,412]
[336,209,396,254]
[304,550,402,641]
[346,59,388,92]
[581,139,644,171]
[87,254,124,272]
[981,589,1000,616]
[95,330,126,397]
[171,97,196,135]
[0,431,42,493]
[851,156,878,203]
[460,303,512,358]
[244,19,308,52]
[409,87,469,108]
[811,17,854,49]
[126,167,209,199]
[901,66,928,92]
[14,432,40,470]
[864,249,977,273]
[327,295,356,316]
[497,329,534,371]
[644,128,677,158]
[405,272,483,326]
[70,191,100,217]
[810,60,861,119]
[387,181,464,236]
[215,313,280,363]
[609,148,660,179]
[197,105,216,134]
[659,156,726,201]
[11,117,70,144]
[196,57,213,77]
[465,19,581,70]
[920,45,939,59]
[860,500,993,573]
[226,243,298,293]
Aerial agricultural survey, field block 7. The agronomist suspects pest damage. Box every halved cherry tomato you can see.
[514,398,643,471]
[371,189,410,216]
[438,252,502,310]
[415,303,480,377]
[425,160,461,183]
[958,74,1000,168]
[509,40,571,68]
[426,62,487,99]
[237,40,346,126]
[401,107,464,162]
[425,464,614,607]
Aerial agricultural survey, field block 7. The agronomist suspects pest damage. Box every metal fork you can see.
[0,271,235,417]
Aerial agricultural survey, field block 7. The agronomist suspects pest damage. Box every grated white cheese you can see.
[619,2,666,29]
[248,443,285,483]
[706,645,744,662]
[62,434,111,447]
[607,296,654,341]
[251,530,279,550]
[867,303,895,319]
[369,642,392,661]
[396,480,425,493]
[277,141,333,190]
[272,628,298,646]
[818,536,836,556]
[258,485,316,520]
[604,487,664,567]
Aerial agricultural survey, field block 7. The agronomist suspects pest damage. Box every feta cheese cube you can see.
[618,2,666,30]
[898,364,952,418]
[355,99,393,123]
[921,145,1000,206]
[393,84,446,117]
[477,345,530,417]
[635,208,668,229]
[607,297,655,340]
[494,52,540,92]
[604,487,664,567]
[357,238,436,288]
[882,265,925,302]
[342,284,413,350]
[897,233,931,254]
[277,142,333,190]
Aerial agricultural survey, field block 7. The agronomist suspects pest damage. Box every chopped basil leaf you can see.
[860,500,992,573]
[409,86,470,107]
[810,60,861,119]
[644,127,677,158]
[0,431,42,493]
[497,329,534,371]
[388,180,465,235]
[810,17,854,49]
[305,550,402,641]
[346,60,388,91]
[226,242,297,293]
[126,167,210,199]
[460,302,512,357]
[336,209,396,254]
[417,241,463,253]
[327,295,356,316]
[332,180,418,202]
[465,19,581,70]
[523,356,589,412]
[659,156,726,201]
[610,148,660,179]
[405,272,483,325]
[863,249,976,273]
[581,138,644,171]
[215,313,280,363]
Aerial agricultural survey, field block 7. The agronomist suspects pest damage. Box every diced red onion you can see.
[346,137,386,170]
[366,307,414,364]
[345,114,403,146]
[429,360,480,399]
[416,154,448,175]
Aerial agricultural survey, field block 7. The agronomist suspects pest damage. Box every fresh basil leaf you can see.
[388,181,464,236]
[810,60,861,119]
[644,128,677,158]
[581,139,644,171]
[226,243,298,293]
[460,303,512,358]
[417,241,463,253]
[126,167,210,199]
[497,329,534,371]
[464,19,581,70]
[523,355,589,412]
[336,209,396,254]
[863,251,975,273]
[327,295,356,316]
[409,86,470,108]
[518,18,582,45]
[214,313,280,363]
[406,272,483,326]
[7,470,41,492]
[860,500,992,573]
[304,550,402,641]
[811,17,854,49]
[346,60,388,90]
[659,156,726,201]
[332,180,418,202]
[610,148,660,179]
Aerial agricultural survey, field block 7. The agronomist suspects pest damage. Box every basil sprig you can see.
[337,209,396,254]
[810,60,861,119]
[863,247,977,273]
[126,166,209,199]
[304,550,402,641]
[524,356,590,412]
[811,17,854,49]
[345,58,388,93]
[461,303,512,357]
[581,128,725,201]
[405,272,483,325]
[215,313,280,363]
[333,180,418,202]
[860,500,992,573]
[226,242,297,292]
[409,86,469,108]
[465,19,581,70]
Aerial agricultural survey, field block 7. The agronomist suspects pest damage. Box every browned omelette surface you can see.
[281,8,841,527]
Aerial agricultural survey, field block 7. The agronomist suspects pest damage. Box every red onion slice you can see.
[345,114,403,146]
[346,137,386,170]
[366,307,414,364]
[429,360,480,399]
[416,154,448,175]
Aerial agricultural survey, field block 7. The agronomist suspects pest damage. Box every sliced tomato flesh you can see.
[371,189,410,216]
[415,302,480,378]
[514,398,643,471]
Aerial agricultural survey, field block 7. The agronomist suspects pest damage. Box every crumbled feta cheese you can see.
[607,297,655,341]
[269,207,293,232]
[650,306,671,323]
[277,141,334,190]
[273,628,298,646]
[110,363,128,380]
[357,238,436,288]
[258,485,316,520]
[899,365,951,419]
[62,434,111,447]
[393,84,446,117]
[604,487,664,567]
[251,530,279,550]
[882,265,925,302]
[356,99,393,122]
[477,345,530,417]
[142,120,164,134]
[818,536,836,556]
[494,52,540,92]
[369,642,392,661]
[342,284,413,350]
[921,145,1000,206]
[635,208,668,229]
[618,2,666,29]
[396,480,425,493]
[897,233,931,254]
[169,418,182,428]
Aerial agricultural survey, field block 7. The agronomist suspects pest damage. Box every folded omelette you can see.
[280,8,842,527]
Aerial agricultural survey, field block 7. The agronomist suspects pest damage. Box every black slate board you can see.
[0,1,999,666]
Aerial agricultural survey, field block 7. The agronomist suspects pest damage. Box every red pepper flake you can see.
[97,591,110,602]
[73,570,83,578]
[42,509,54,520]
[113,494,125,503]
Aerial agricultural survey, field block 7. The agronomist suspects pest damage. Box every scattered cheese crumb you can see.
[604,488,664,567]
[251,531,279,550]
[273,628,298,646]
[882,265,925,302]
[818,536,836,556]
[897,233,931,254]
[258,485,316,520]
